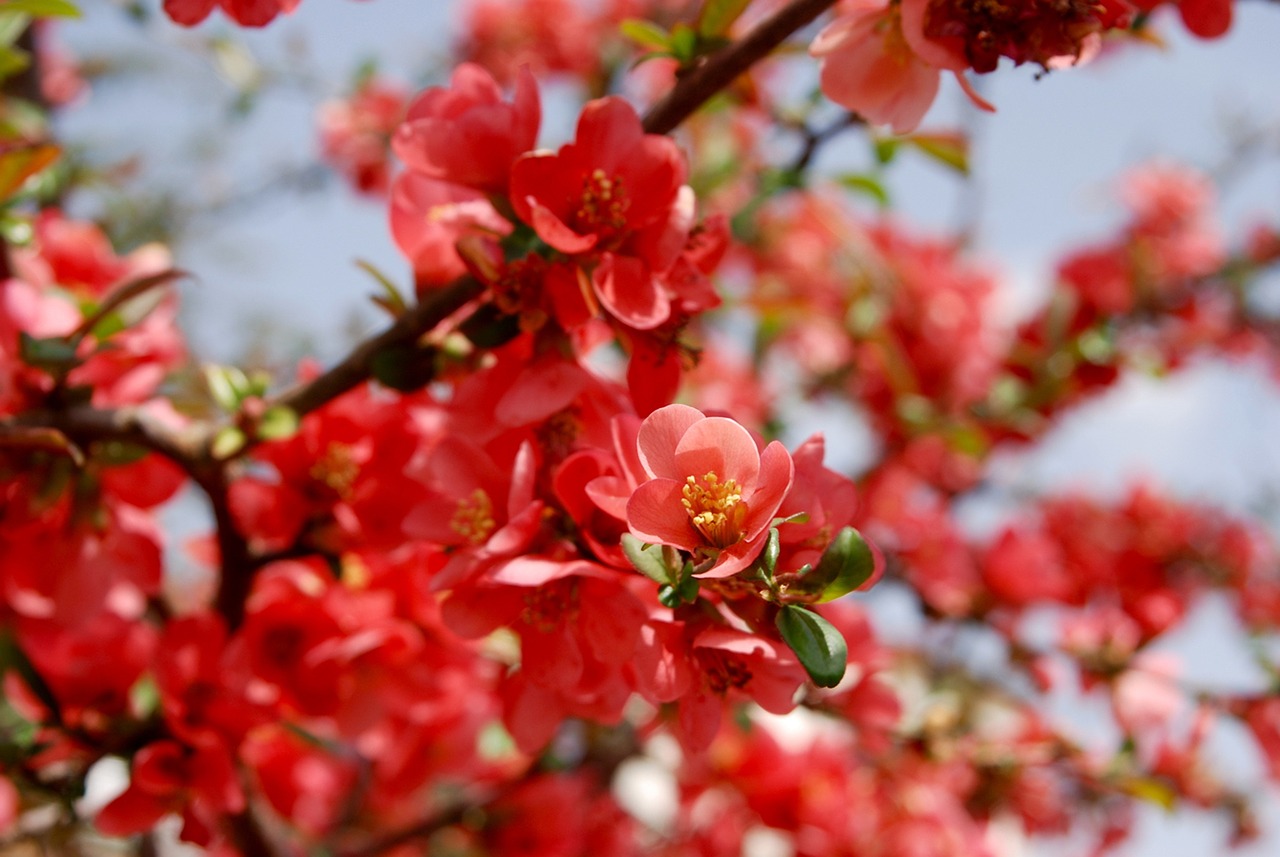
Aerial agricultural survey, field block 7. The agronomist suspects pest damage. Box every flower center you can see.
[574,168,630,236]
[310,442,359,499]
[520,579,579,633]
[696,649,753,694]
[681,471,747,550]
[451,488,496,545]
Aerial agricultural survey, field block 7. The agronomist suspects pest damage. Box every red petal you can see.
[593,254,669,330]
[627,479,700,551]
[636,404,704,479]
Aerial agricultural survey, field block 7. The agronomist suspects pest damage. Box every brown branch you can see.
[641,0,839,135]
[266,276,484,420]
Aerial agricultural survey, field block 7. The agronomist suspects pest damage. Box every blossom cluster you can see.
[811,0,1234,133]
[1,1,1279,856]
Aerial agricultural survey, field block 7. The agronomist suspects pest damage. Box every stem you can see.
[266,275,484,420]
[641,0,839,135]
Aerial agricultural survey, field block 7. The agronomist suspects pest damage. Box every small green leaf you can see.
[776,604,847,688]
[697,0,750,36]
[619,17,670,51]
[18,332,78,370]
[657,573,699,608]
[204,364,249,411]
[669,22,697,63]
[1117,775,1177,812]
[0,11,28,45]
[211,426,246,460]
[477,720,517,761]
[836,173,890,208]
[904,131,970,175]
[0,44,28,82]
[760,527,780,578]
[622,533,671,585]
[257,405,299,441]
[0,0,80,18]
[812,527,878,602]
[873,136,900,165]
[0,140,57,201]
[357,258,408,318]
[129,674,159,717]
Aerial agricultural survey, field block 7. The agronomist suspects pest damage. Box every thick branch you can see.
[641,0,838,135]
[8,404,212,468]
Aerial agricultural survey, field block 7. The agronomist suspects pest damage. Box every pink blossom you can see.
[626,404,793,577]
[810,0,942,135]
[393,63,540,194]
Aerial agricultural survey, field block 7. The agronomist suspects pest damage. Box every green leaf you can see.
[18,332,78,370]
[619,17,670,51]
[357,258,408,318]
[0,141,59,201]
[836,173,890,208]
[697,0,750,36]
[1117,775,1177,812]
[904,131,970,175]
[622,534,671,586]
[0,43,28,82]
[0,0,80,18]
[872,136,900,165]
[760,527,779,578]
[776,604,847,688]
[669,22,697,63]
[129,674,159,717]
[0,11,28,45]
[204,364,250,411]
[211,426,246,460]
[657,572,699,608]
[257,405,299,441]
[812,527,878,602]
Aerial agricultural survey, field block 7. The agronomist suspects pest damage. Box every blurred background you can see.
[46,1,1280,854]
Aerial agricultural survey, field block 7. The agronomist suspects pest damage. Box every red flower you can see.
[510,97,690,329]
[241,725,359,837]
[631,620,805,752]
[317,78,407,196]
[626,404,793,578]
[393,63,540,194]
[810,0,943,135]
[163,0,300,27]
[388,172,511,288]
[95,740,243,846]
[511,96,683,254]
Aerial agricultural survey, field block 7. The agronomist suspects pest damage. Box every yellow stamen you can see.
[575,168,630,234]
[310,442,359,499]
[681,471,748,549]
[450,488,496,545]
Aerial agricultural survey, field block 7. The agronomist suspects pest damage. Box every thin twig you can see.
[266,275,483,420]
[642,0,838,135]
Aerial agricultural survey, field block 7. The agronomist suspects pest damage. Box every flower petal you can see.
[673,417,760,494]
[627,478,700,552]
[636,404,704,479]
